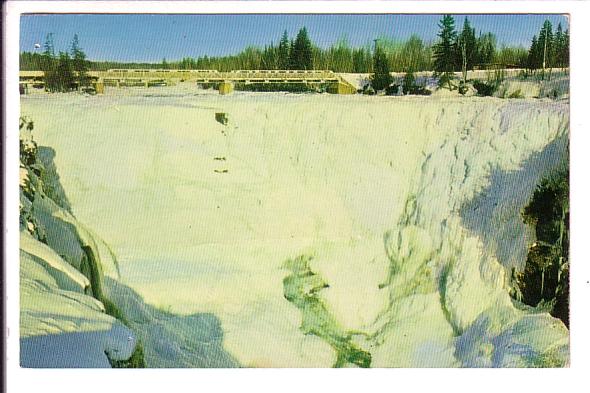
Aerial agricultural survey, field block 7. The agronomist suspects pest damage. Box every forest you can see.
[20,17,569,75]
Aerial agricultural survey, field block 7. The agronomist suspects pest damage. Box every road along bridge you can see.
[19,69,358,94]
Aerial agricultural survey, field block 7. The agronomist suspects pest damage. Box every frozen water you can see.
[21,86,569,367]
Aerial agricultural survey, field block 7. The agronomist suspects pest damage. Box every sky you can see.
[20,14,569,63]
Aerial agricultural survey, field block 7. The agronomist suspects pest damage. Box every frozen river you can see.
[21,85,569,367]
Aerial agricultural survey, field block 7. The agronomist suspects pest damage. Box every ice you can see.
[372,99,569,366]
[21,85,569,367]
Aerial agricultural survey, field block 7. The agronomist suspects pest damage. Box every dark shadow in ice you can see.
[37,146,73,213]
[460,135,568,271]
[103,277,239,368]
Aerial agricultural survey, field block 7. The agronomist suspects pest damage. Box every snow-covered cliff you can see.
[19,116,239,368]
[19,117,139,367]
[369,100,569,367]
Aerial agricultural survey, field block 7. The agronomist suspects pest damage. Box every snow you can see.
[19,129,138,368]
[371,97,569,366]
[20,235,137,367]
[21,231,90,292]
[21,83,569,367]
[102,277,239,367]
[337,73,370,90]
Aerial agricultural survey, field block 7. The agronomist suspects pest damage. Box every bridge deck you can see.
[19,69,357,94]
[21,69,343,83]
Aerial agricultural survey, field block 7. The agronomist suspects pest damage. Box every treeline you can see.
[167,18,568,73]
[434,16,568,76]
[430,15,569,89]
[20,16,569,76]
[24,33,91,92]
[20,52,158,72]
[173,32,431,73]
[430,16,569,76]
[527,20,569,69]
[16,24,532,74]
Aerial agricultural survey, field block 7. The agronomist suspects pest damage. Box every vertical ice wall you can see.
[371,100,569,367]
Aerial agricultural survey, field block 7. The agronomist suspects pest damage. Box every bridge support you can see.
[327,82,357,95]
[219,82,234,95]
[94,81,105,94]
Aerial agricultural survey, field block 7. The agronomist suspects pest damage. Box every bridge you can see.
[19,69,357,94]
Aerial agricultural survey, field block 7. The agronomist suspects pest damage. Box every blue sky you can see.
[20,14,569,62]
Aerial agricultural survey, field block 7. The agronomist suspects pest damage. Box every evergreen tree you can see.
[456,17,477,80]
[526,19,556,77]
[371,43,392,91]
[538,19,553,70]
[528,35,541,69]
[289,27,313,70]
[43,33,55,58]
[278,30,290,69]
[46,52,75,92]
[41,33,55,73]
[562,28,569,67]
[70,34,90,89]
[553,23,569,68]
[288,39,296,69]
[402,70,416,95]
[57,52,74,89]
[433,15,458,89]
[476,32,497,66]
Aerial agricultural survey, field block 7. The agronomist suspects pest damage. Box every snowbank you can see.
[500,71,569,99]
[103,277,238,367]
[337,73,370,90]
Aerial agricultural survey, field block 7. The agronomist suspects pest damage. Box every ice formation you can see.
[20,86,569,367]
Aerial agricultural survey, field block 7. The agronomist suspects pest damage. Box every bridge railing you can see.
[96,70,221,79]
[97,69,338,81]
[22,69,341,81]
